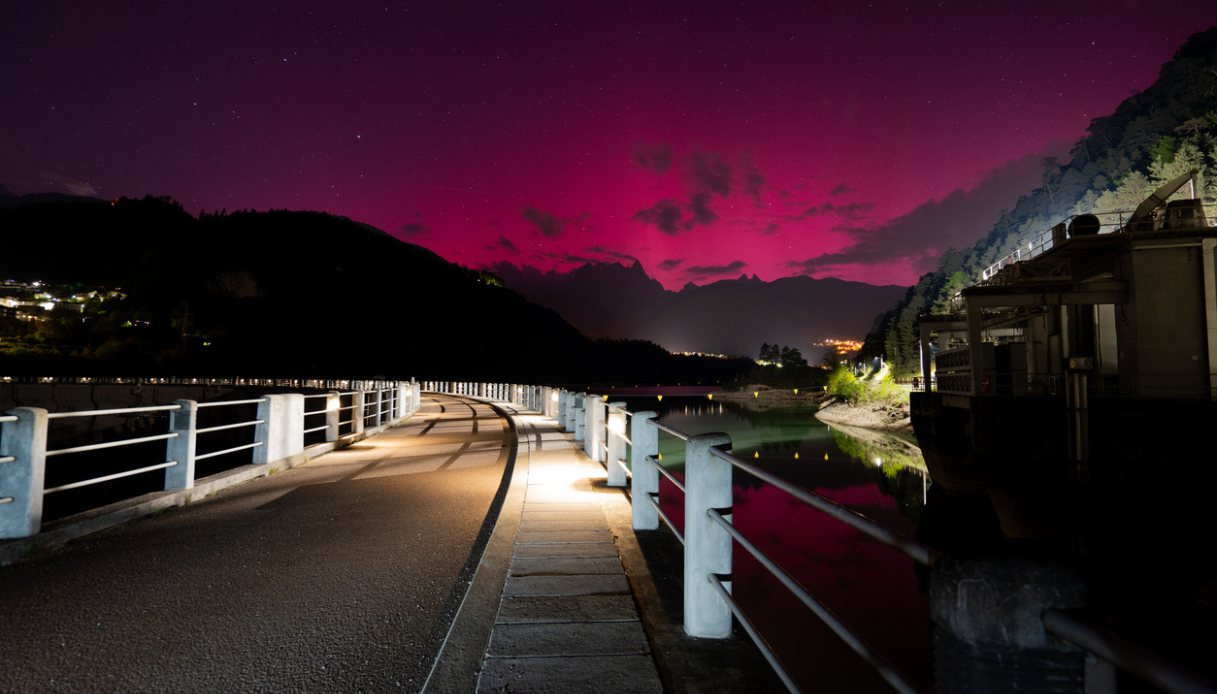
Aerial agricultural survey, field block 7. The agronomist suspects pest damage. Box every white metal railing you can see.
[0,380,421,539]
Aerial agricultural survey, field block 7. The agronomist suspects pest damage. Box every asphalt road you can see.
[0,394,513,692]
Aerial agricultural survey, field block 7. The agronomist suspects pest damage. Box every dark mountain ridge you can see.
[491,261,906,358]
[0,196,750,384]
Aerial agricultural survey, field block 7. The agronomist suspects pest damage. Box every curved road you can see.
[0,394,512,692]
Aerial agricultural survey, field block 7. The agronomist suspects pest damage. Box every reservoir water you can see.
[619,395,933,692]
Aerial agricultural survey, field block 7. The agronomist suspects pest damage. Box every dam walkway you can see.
[0,393,667,692]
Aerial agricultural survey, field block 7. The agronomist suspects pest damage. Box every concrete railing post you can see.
[351,390,365,436]
[324,391,341,441]
[164,399,198,490]
[630,411,659,530]
[684,432,733,638]
[413,381,421,412]
[397,384,408,420]
[558,391,568,429]
[585,397,604,461]
[606,402,628,487]
[0,407,48,539]
[255,394,305,464]
[573,395,586,442]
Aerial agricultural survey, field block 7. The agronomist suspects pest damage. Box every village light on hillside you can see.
[657,395,663,402]
[753,391,759,398]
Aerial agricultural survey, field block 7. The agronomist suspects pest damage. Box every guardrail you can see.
[0,380,421,539]
[545,389,1214,694]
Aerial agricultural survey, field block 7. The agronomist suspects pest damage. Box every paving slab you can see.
[502,574,631,597]
[509,556,622,576]
[517,529,613,544]
[478,655,661,694]
[511,542,618,558]
[486,621,651,657]
[495,594,639,624]
[518,519,608,532]
[518,508,603,518]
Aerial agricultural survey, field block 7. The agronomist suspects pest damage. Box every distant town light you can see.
[657,395,663,402]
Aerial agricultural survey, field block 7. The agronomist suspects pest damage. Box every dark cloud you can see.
[684,260,748,280]
[402,213,427,237]
[741,155,764,203]
[787,150,1050,277]
[585,245,639,264]
[796,201,875,221]
[829,183,852,196]
[689,152,731,196]
[658,258,684,271]
[488,236,519,254]
[633,199,683,235]
[523,206,562,237]
[631,141,673,173]
[760,222,780,235]
[685,193,716,229]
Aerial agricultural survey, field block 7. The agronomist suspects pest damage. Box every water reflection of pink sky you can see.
[660,475,932,691]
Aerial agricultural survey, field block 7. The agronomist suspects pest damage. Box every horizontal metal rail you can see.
[44,461,178,494]
[709,509,918,694]
[0,496,12,504]
[0,415,17,423]
[46,432,180,458]
[1043,609,1217,694]
[615,459,631,479]
[710,447,939,566]
[303,424,328,434]
[0,456,15,464]
[302,393,330,399]
[648,493,684,545]
[197,398,266,408]
[338,404,358,411]
[649,454,686,493]
[195,441,264,462]
[653,421,691,442]
[708,573,798,693]
[47,404,181,419]
[196,420,263,435]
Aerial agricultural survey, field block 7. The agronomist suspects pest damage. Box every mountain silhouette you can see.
[491,261,906,358]
[0,196,750,384]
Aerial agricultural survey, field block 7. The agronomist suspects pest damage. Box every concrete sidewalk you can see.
[476,410,662,693]
[425,398,788,694]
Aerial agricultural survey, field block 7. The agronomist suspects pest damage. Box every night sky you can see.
[3,3,1211,288]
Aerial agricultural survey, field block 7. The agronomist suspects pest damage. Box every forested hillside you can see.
[867,27,1217,375]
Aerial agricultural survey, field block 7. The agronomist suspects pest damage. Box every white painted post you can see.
[413,381,421,412]
[0,407,48,539]
[325,391,341,441]
[255,394,305,464]
[351,390,365,436]
[573,395,586,442]
[585,397,605,462]
[558,391,568,429]
[164,399,197,490]
[630,411,659,530]
[606,402,627,486]
[684,432,733,638]
[396,384,407,420]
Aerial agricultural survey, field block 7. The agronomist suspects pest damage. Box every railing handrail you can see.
[709,446,939,566]
[47,404,182,419]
